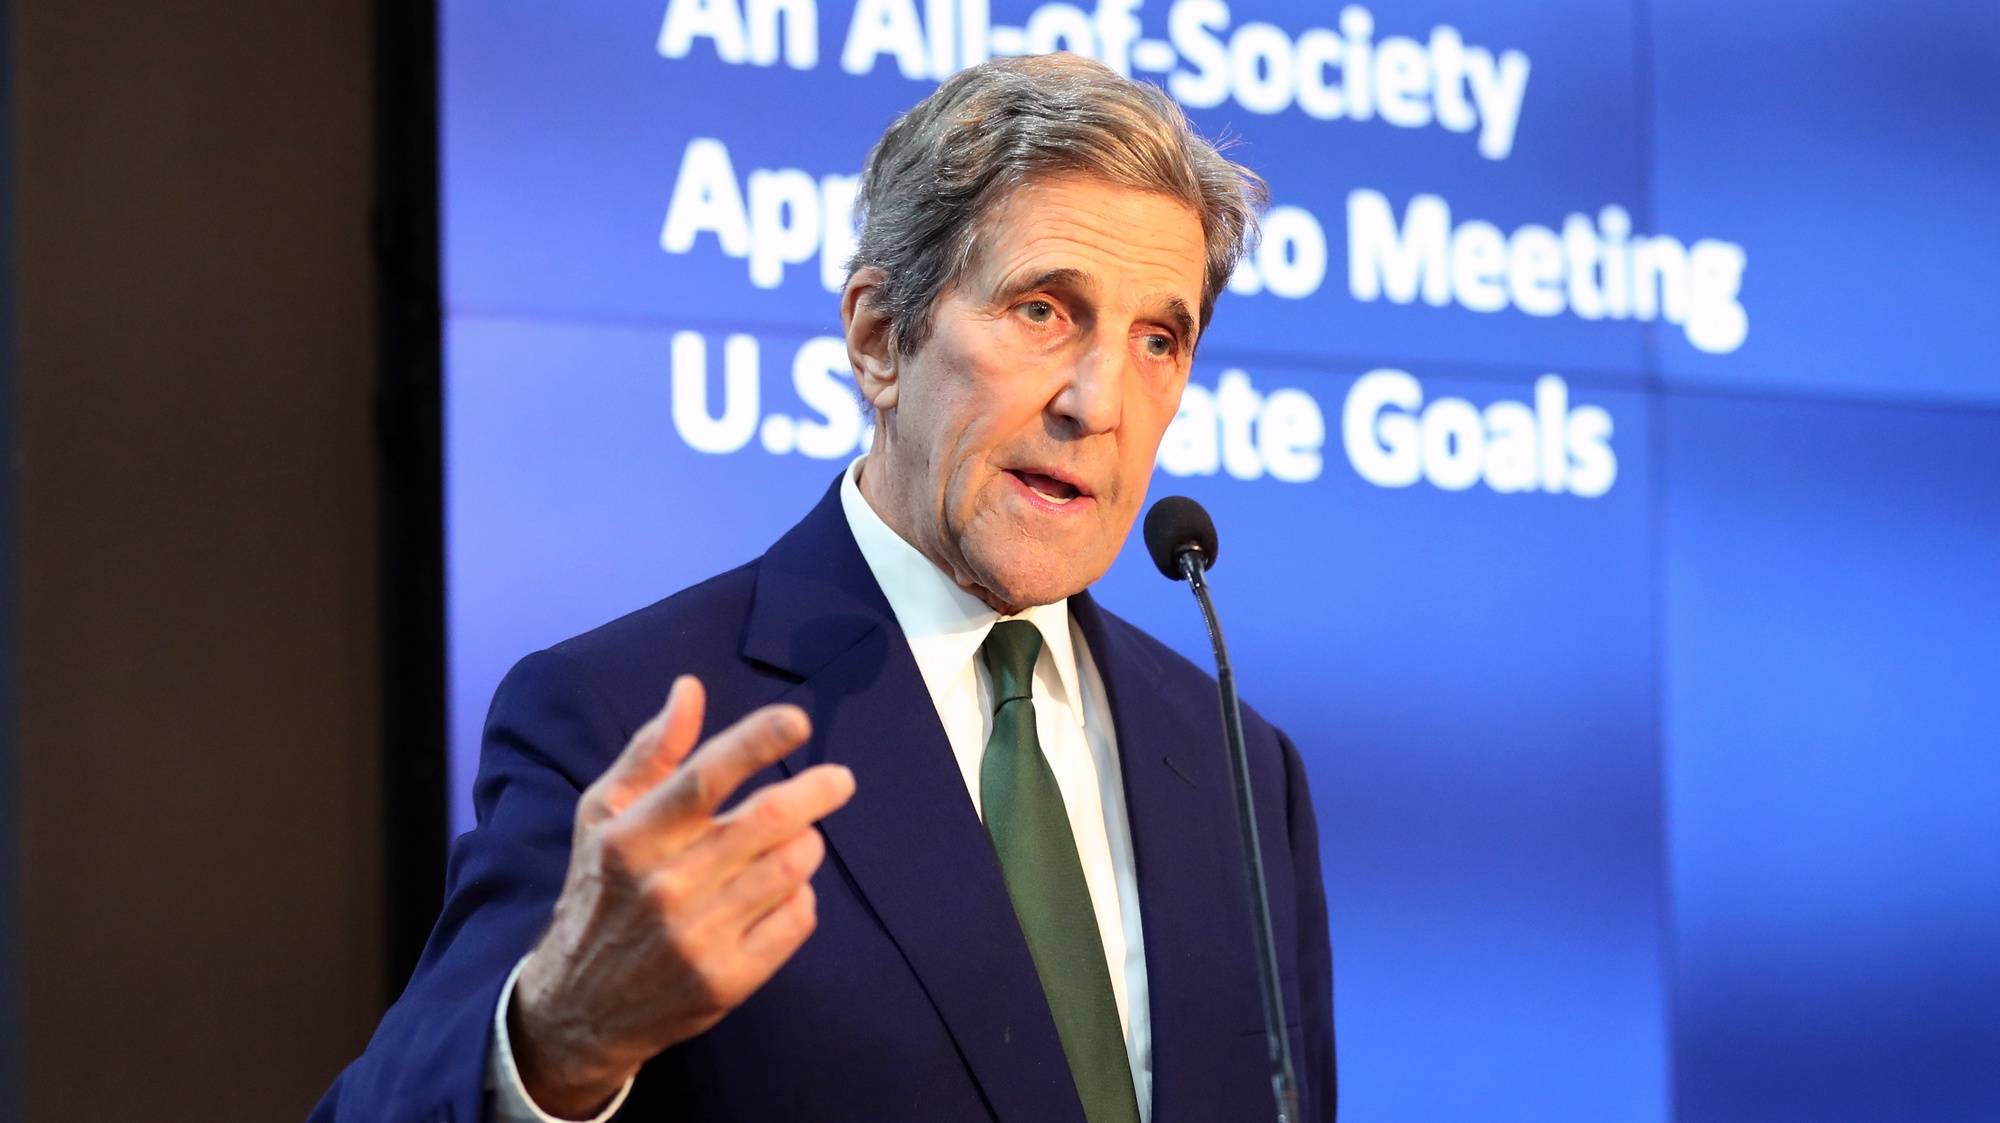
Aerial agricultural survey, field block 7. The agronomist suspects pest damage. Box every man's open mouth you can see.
[1008,469,1084,505]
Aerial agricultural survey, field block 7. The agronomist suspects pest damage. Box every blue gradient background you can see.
[441,2,2000,1119]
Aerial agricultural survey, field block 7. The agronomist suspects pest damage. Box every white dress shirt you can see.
[488,457,1153,1121]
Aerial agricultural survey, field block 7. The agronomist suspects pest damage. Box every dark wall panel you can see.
[12,2,385,1118]
[0,0,21,1115]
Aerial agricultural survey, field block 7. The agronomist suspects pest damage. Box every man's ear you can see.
[841,267,898,413]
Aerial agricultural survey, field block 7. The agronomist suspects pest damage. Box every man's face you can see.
[848,175,1207,613]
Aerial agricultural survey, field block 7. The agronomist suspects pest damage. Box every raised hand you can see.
[507,676,855,1117]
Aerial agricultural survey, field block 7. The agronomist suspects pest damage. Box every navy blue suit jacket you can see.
[313,480,1336,1122]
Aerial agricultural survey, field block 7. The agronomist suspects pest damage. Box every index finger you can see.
[630,702,812,828]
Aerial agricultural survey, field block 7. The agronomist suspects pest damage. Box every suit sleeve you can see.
[1279,728,1338,1122]
[310,649,631,1123]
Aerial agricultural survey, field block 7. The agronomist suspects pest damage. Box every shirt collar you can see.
[839,456,1084,720]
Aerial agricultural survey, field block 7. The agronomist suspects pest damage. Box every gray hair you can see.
[848,53,1267,356]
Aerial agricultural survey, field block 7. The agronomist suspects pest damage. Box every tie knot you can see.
[981,620,1042,707]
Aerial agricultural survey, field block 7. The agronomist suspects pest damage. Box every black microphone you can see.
[1142,495,1218,579]
[1143,495,1301,1123]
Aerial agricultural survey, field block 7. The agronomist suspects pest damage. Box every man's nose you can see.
[1050,336,1125,436]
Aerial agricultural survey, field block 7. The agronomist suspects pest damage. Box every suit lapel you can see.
[744,480,1085,1123]
[1071,593,1263,1122]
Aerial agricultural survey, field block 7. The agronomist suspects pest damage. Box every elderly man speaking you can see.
[315,53,1335,1123]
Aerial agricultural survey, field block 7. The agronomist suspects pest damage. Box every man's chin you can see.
[967,552,1106,614]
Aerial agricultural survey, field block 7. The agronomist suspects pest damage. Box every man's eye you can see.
[1143,334,1175,358]
[1019,300,1055,324]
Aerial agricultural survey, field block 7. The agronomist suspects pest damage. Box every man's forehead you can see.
[966,176,1206,303]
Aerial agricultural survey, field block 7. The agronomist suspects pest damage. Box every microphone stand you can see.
[1176,547,1301,1123]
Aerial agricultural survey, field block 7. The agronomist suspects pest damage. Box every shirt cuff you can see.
[486,955,636,1123]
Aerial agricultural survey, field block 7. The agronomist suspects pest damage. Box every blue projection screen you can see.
[439,3,2000,1119]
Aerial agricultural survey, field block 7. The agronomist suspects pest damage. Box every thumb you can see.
[590,675,706,817]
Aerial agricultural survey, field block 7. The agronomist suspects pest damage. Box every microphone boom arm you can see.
[1175,546,1302,1123]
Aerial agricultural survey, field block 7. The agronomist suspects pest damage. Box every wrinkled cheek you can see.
[1096,491,1133,539]
[935,454,977,518]
[950,468,998,527]
[950,478,1016,560]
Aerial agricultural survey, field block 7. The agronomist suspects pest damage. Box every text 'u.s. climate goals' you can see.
[666,331,1619,497]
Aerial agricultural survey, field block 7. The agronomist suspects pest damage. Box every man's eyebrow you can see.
[1000,266,1094,299]
[1005,268,1196,334]
[1159,297,1196,348]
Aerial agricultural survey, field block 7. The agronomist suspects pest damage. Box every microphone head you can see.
[1143,495,1219,580]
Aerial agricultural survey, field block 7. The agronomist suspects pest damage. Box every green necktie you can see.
[979,620,1141,1123]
